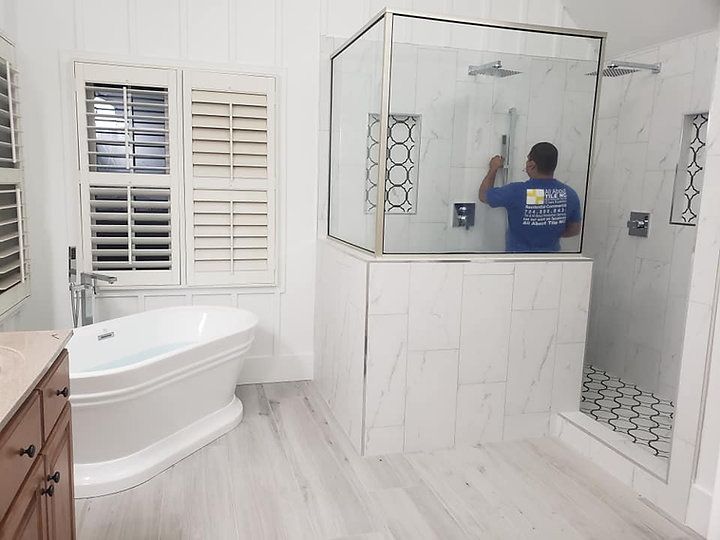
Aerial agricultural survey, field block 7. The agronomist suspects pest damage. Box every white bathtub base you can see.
[74,398,244,498]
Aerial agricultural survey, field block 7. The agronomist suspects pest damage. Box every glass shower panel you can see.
[328,21,385,252]
[383,15,601,254]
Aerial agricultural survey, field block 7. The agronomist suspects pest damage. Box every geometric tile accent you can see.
[580,365,674,459]
[671,112,709,226]
[365,113,421,214]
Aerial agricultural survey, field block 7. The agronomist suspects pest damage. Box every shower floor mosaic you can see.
[580,365,674,459]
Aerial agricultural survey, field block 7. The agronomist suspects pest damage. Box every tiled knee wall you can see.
[314,240,593,456]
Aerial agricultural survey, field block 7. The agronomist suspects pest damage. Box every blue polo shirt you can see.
[486,178,582,252]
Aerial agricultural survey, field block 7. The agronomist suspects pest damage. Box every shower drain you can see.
[580,365,674,459]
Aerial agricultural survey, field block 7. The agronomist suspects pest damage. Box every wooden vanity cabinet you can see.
[0,351,75,540]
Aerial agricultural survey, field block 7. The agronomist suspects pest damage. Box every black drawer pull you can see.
[42,485,54,497]
[19,444,36,458]
[48,471,61,483]
[56,387,70,398]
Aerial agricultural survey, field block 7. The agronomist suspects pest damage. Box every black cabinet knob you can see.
[48,471,61,484]
[56,387,70,398]
[19,444,36,458]
[42,485,55,497]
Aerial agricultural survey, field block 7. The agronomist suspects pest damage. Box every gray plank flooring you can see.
[74,382,698,539]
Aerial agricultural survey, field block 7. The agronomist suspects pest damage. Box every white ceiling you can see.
[562,0,720,58]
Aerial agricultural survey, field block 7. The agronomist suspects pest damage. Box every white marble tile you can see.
[502,412,550,441]
[659,294,689,401]
[463,262,515,275]
[411,136,453,224]
[455,383,505,446]
[632,466,664,507]
[609,142,648,223]
[552,343,585,413]
[658,36,698,78]
[407,263,463,351]
[617,51,660,144]
[405,350,459,452]
[588,438,634,485]
[451,81,494,168]
[557,261,592,344]
[415,48,457,142]
[389,43,419,113]
[645,74,694,171]
[506,310,558,415]
[365,426,405,456]
[366,314,408,430]
[559,91,595,172]
[459,274,513,384]
[690,31,718,112]
[602,227,639,307]
[553,415,592,457]
[512,262,562,311]
[368,263,410,315]
[623,343,661,394]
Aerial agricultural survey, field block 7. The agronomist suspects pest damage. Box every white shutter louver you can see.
[192,189,269,273]
[85,83,169,174]
[0,184,27,292]
[0,58,20,169]
[89,185,172,271]
[191,90,268,179]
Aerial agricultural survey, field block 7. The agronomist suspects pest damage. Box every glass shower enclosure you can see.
[328,10,605,256]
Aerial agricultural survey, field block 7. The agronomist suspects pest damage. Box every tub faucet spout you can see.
[76,272,118,326]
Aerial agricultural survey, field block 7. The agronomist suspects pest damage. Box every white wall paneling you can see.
[11,0,317,387]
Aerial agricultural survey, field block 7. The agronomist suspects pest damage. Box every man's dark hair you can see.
[528,142,558,175]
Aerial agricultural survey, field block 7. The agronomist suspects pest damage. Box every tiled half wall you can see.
[314,239,593,455]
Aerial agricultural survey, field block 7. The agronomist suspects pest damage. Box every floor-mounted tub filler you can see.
[67,306,257,498]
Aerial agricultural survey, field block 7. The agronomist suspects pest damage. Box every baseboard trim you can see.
[238,353,313,384]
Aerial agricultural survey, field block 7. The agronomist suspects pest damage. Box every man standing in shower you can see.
[478,142,582,252]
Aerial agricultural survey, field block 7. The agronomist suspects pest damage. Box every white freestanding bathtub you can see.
[67,306,257,498]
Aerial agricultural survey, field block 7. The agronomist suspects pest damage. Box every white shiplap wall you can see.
[10,0,318,382]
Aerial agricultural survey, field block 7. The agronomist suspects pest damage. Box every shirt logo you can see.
[526,189,545,205]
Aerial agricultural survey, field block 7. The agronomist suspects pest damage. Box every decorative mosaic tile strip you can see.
[580,365,674,459]
[365,113,420,214]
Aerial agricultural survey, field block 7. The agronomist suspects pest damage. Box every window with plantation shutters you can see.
[0,184,27,294]
[76,62,181,287]
[85,84,169,174]
[191,90,268,180]
[0,58,20,169]
[0,35,29,317]
[184,71,276,286]
[89,186,172,272]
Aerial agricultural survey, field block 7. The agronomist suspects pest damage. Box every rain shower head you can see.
[468,60,522,78]
[586,61,662,78]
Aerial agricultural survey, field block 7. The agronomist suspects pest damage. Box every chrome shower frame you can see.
[328,8,607,257]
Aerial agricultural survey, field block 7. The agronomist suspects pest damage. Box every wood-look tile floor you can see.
[74,382,698,539]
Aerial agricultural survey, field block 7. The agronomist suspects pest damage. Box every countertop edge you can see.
[0,330,73,432]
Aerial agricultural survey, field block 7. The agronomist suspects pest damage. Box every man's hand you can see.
[489,155,505,172]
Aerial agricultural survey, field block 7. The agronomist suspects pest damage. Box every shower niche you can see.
[328,10,605,255]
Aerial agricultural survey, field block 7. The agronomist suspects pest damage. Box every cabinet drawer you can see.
[0,392,43,522]
[39,352,70,441]
[0,455,47,540]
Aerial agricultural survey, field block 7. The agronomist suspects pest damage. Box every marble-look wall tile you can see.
[646,74,694,171]
[368,263,410,315]
[551,342,585,413]
[463,261,515,275]
[557,261,592,344]
[415,47,457,141]
[455,383,505,446]
[503,412,551,441]
[506,309,558,415]
[405,349,459,452]
[459,274,513,384]
[512,262,562,311]
[365,426,404,456]
[366,314,408,429]
[407,263,463,351]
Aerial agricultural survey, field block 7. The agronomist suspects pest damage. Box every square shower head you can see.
[468,61,522,78]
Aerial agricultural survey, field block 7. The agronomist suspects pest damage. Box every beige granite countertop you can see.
[0,330,72,432]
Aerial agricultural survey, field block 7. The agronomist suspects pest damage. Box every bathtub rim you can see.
[69,305,259,379]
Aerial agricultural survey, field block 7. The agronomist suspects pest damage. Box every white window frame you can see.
[0,35,30,319]
[182,70,277,286]
[74,62,182,287]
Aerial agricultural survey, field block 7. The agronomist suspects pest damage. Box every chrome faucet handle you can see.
[80,272,118,284]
